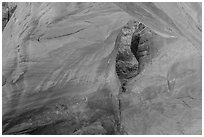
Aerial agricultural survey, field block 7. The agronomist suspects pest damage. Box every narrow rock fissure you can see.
[115,20,148,134]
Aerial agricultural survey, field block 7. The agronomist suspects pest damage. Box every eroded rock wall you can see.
[2,2,202,135]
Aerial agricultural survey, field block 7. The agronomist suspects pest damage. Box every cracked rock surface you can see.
[2,2,202,135]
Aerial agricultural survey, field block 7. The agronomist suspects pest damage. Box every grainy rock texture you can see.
[2,2,202,135]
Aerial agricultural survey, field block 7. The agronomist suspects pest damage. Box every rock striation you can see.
[2,2,202,135]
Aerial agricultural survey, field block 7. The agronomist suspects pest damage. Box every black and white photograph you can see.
[2,1,202,135]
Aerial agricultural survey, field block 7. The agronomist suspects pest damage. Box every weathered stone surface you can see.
[2,2,202,135]
[122,38,202,134]
[2,3,127,134]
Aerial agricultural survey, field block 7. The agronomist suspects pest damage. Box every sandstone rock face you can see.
[2,2,202,135]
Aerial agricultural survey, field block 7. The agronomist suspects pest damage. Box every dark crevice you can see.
[115,20,152,134]
[115,20,144,92]
[45,28,86,40]
[130,33,141,61]
[2,2,17,31]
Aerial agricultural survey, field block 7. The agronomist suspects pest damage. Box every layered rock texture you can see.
[2,2,202,135]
